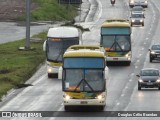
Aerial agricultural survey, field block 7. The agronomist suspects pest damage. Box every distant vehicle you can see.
[130,12,145,26]
[43,26,82,78]
[149,44,160,62]
[136,68,160,90]
[129,0,148,8]
[62,45,109,111]
[131,6,144,14]
[100,19,132,65]
[111,0,115,6]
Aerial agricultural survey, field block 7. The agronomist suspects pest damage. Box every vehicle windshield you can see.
[64,58,105,68]
[63,69,105,92]
[132,7,143,11]
[151,45,160,50]
[131,14,144,18]
[101,35,131,51]
[141,70,159,76]
[46,38,79,62]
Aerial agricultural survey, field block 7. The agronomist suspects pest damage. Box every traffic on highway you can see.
[1,0,160,119]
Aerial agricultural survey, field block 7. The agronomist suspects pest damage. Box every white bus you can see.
[43,26,82,78]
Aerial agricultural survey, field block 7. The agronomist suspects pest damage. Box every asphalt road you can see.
[1,0,160,120]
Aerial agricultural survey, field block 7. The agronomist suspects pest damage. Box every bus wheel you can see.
[150,57,152,63]
[127,61,131,66]
[138,86,141,90]
[48,73,52,78]
[98,105,105,111]
[64,106,71,111]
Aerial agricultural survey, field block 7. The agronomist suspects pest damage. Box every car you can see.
[130,12,145,26]
[136,68,160,90]
[129,0,148,8]
[131,6,144,14]
[149,44,160,62]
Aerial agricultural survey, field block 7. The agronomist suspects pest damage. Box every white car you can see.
[129,0,148,8]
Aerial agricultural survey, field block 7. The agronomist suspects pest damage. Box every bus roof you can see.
[67,45,105,51]
[101,19,131,27]
[47,26,79,38]
[64,50,105,58]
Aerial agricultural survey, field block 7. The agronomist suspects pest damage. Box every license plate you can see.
[113,58,118,60]
[147,83,153,85]
[80,101,88,104]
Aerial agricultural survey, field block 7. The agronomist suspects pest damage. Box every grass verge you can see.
[17,0,79,21]
[0,32,47,101]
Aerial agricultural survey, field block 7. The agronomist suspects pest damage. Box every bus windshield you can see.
[46,38,79,62]
[63,69,105,92]
[101,35,131,51]
[101,27,130,35]
[63,58,105,68]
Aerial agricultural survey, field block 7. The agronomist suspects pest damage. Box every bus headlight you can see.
[151,51,155,54]
[48,68,52,73]
[132,20,135,22]
[125,53,131,58]
[64,94,72,100]
[96,94,105,100]
[65,95,71,100]
[140,20,143,22]
[139,79,143,83]
[130,0,134,3]
[156,80,160,83]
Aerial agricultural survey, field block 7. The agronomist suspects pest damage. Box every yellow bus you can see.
[43,26,82,78]
[100,19,132,65]
[62,45,109,111]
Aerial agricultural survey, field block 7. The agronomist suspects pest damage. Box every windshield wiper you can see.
[108,42,116,51]
[54,49,63,62]
[73,79,95,92]
[74,79,83,92]
[83,79,94,92]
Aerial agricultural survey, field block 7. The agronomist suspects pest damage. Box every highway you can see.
[1,0,160,120]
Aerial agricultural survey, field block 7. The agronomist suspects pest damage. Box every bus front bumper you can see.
[106,56,131,62]
[63,98,106,106]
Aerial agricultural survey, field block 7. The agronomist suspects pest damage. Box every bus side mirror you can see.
[104,67,109,80]
[136,75,140,77]
[58,66,63,80]
[43,40,47,51]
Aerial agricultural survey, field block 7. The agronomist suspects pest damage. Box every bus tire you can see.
[150,57,152,62]
[138,86,141,90]
[98,105,105,111]
[127,61,131,66]
[64,106,71,111]
[48,73,52,78]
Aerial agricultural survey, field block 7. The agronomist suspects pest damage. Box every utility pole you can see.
[19,0,34,50]
[25,0,31,49]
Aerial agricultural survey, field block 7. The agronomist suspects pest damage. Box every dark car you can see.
[149,44,160,62]
[136,68,160,90]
